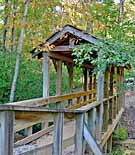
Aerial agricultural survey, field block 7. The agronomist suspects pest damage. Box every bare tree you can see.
[11,1,17,51]
[10,0,30,102]
[1,0,9,50]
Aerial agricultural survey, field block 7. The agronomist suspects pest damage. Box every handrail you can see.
[7,89,96,107]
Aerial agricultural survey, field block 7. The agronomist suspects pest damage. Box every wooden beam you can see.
[84,123,102,155]
[48,52,93,69]
[51,45,77,52]
[52,59,57,72]
[47,25,97,45]
[101,108,124,148]
[15,125,54,146]
[0,111,14,155]
[15,112,55,132]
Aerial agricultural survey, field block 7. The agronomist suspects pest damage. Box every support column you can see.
[0,111,14,155]
[42,52,50,129]
[67,63,73,106]
[56,60,62,108]
[42,52,50,98]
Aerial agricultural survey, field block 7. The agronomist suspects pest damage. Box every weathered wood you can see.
[103,101,109,132]
[48,52,93,69]
[14,113,54,132]
[56,60,62,96]
[107,135,112,153]
[117,67,121,111]
[101,108,124,148]
[52,59,57,72]
[53,112,64,155]
[97,71,104,140]
[84,123,102,155]
[0,111,14,155]
[75,113,85,155]
[89,71,93,99]
[46,25,97,46]
[7,90,95,108]
[67,63,73,106]
[83,68,88,101]
[42,52,50,98]
[109,67,114,96]
[15,125,54,146]
[51,45,76,52]
[93,75,96,98]
[24,127,32,136]
[103,70,109,132]
[88,108,96,137]
[68,98,94,110]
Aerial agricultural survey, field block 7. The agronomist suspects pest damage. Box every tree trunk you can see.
[1,0,9,51]
[9,0,30,102]
[11,0,17,51]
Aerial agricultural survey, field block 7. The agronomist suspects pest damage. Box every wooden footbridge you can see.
[0,25,127,155]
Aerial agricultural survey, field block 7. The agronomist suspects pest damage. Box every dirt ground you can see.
[125,92,135,139]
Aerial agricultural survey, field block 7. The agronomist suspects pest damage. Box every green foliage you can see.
[0,50,43,104]
[113,127,128,141]
[108,149,126,155]
[73,38,134,73]
[0,50,71,104]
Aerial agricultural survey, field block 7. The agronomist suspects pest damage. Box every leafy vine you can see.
[72,38,134,73]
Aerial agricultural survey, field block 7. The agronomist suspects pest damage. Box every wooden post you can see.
[67,63,73,106]
[42,52,50,129]
[109,67,114,124]
[86,108,96,154]
[97,71,104,140]
[56,60,62,97]
[53,60,63,155]
[53,113,64,155]
[121,68,125,107]
[93,75,96,99]
[117,67,121,112]
[56,60,62,108]
[103,70,109,132]
[88,108,96,137]
[75,113,85,155]
[83,68,88,101]
[89,70,93,99]
[42,52,50,98]
[0,111,14,155]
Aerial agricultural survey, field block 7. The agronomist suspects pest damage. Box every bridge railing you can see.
[0,92,124,155]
